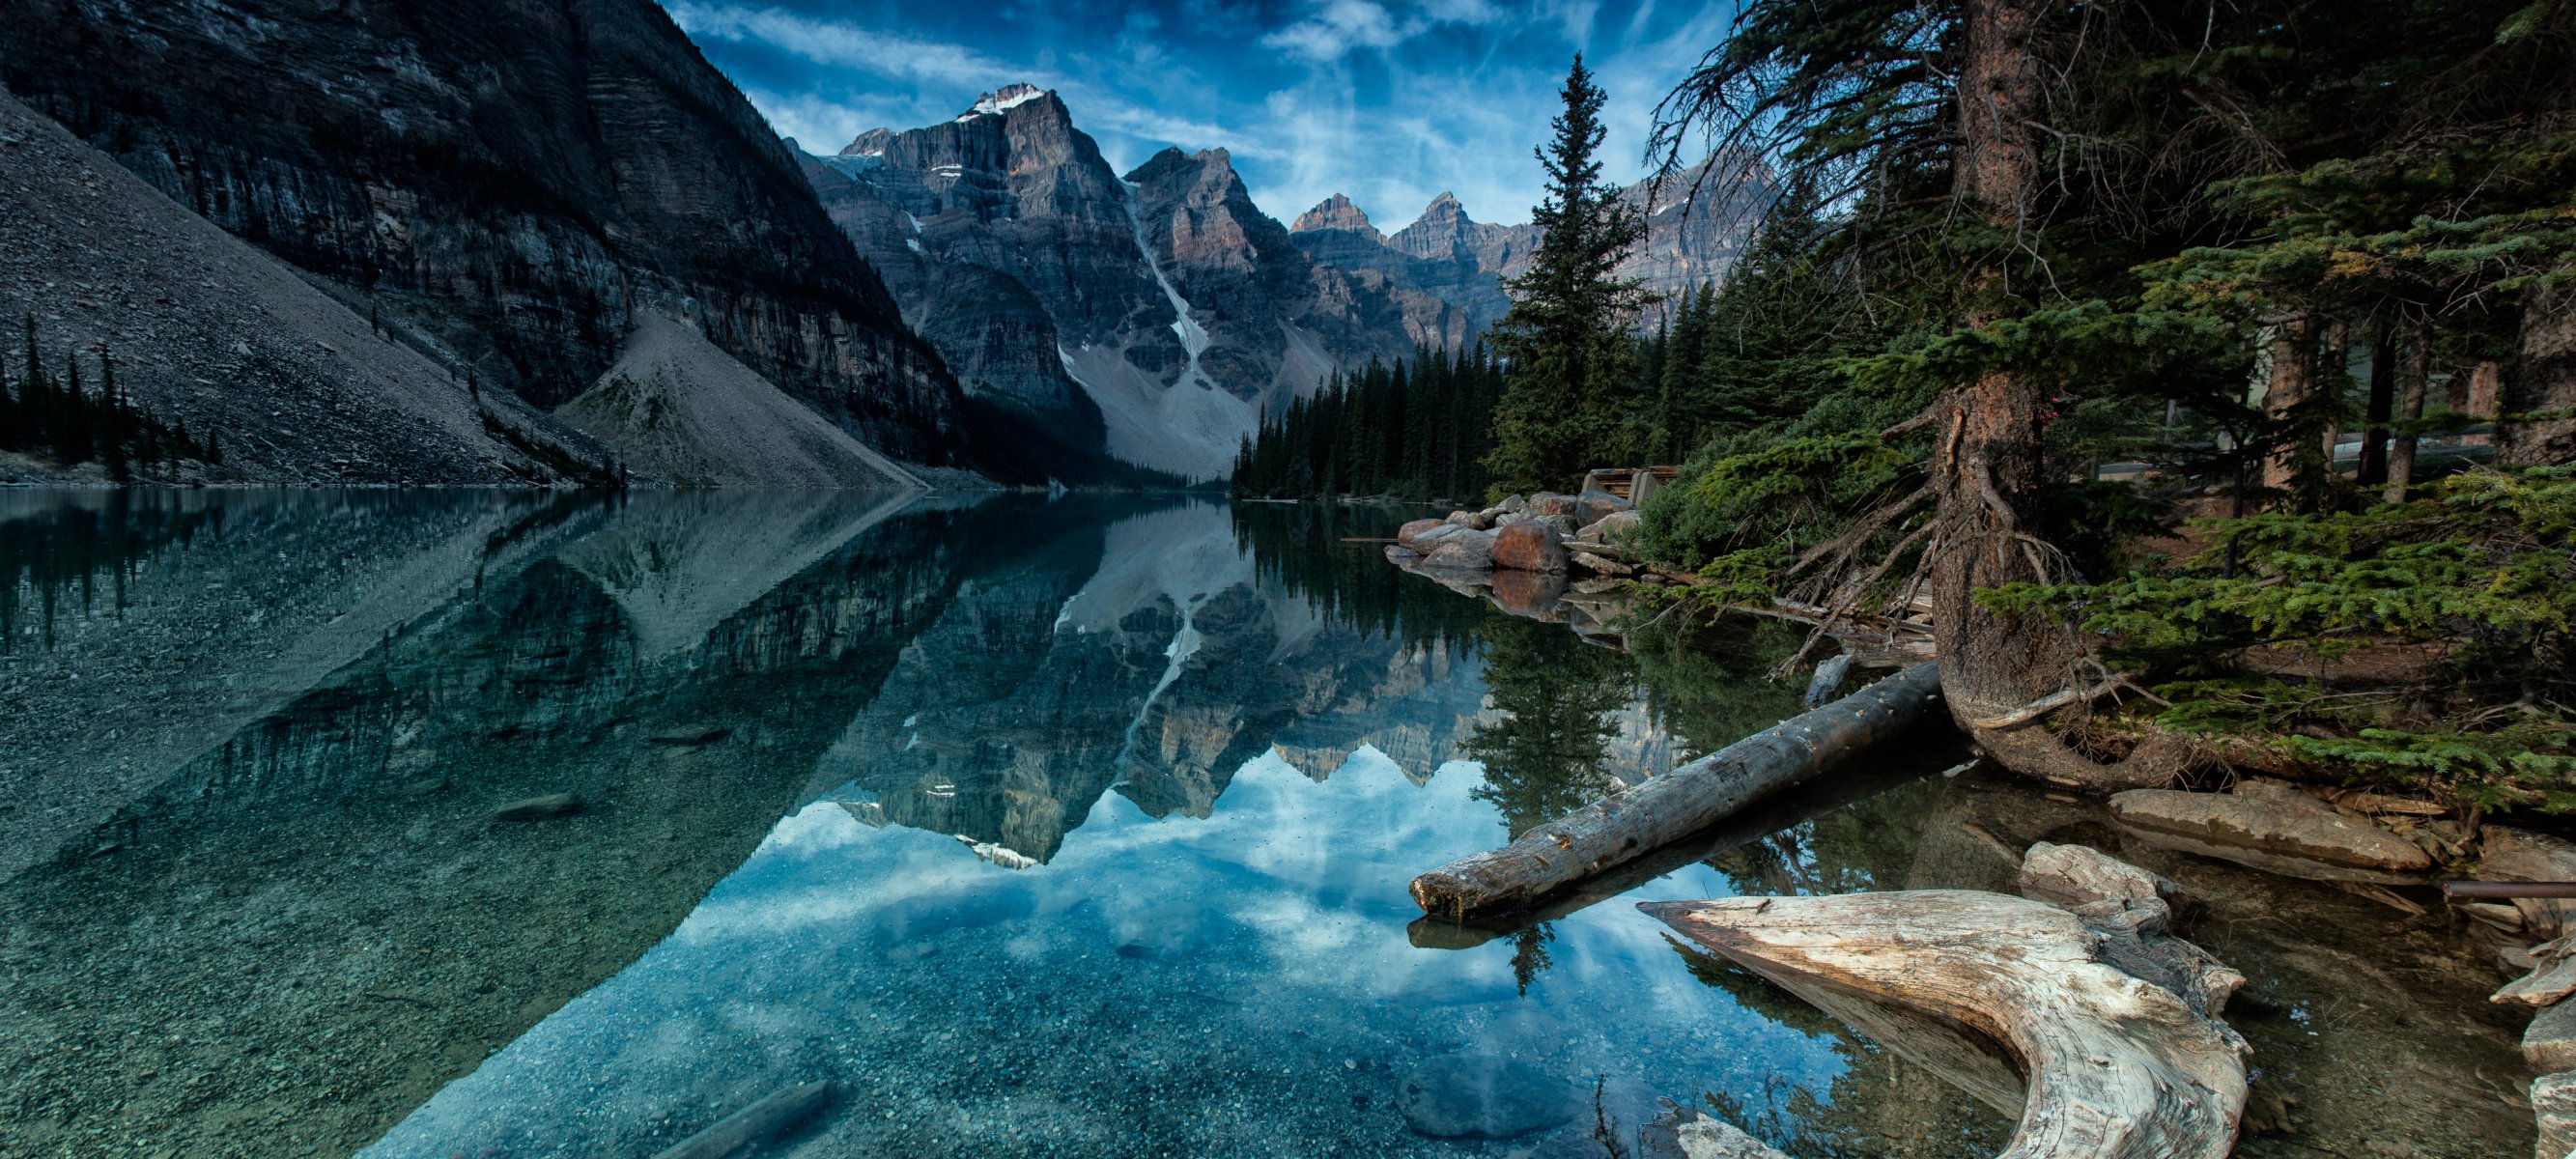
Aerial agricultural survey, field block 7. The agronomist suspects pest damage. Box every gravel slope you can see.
[556,314,929,489]
[0,89,581,484]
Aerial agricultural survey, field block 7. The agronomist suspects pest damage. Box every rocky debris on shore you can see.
[1386,491,1640,579]
[492,793,584,822]
[2457,824,2576,1156]
[2109,780,2437,882]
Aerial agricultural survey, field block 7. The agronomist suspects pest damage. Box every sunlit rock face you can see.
[0,0,967,463]
[0,493,967,1159]
[800,88,1453,479]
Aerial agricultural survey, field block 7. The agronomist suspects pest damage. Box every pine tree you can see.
[1484,55,1654,495]
[99,346,130,481]
[59,349,92,465]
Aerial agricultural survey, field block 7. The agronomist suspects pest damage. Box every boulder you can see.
[1526,493,1577,518]
[1465,510,1498,530]
[1396,1055,1578,1140]
[2019,840,2178,909]
[2481,827,2576,939]
[2528,995,2576,1073]
[1419,528,1497,571]
[1498,494,1529,514]
[1675,1118,1791,1159]
[1383,546,1420,564]
[1576,510,1642,556]
[1570,551,1635,577]
[1540,514,1581,538]
[2497,952,2576,1008]
[2109,781,2434,880]
[1444,509,1478,525]
[2535,1071,2576,1159]
[1573,489,1631,526]
[1491,522,1571,573]
[1396,518,1448,550]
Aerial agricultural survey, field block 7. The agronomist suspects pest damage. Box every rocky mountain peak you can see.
[1290,193,1381,240]
[963,83,1049,119]
[1389,191,1480,263]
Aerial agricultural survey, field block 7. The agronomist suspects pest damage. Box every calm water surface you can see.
[0,491,2531,1158]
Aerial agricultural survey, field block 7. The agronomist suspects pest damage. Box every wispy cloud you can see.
[663,0,1738,228]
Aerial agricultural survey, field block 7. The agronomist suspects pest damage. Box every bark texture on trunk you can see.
[2501,280,2576,467]
[2259,320,2318,495]
[2386,320,2429,503]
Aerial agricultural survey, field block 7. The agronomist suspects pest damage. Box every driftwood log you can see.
[1410,662,1941,920]
[1644,891,2248,1159]
[652,1081,834,1159]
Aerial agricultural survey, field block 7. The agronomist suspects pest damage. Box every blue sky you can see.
[665,0,1740,230]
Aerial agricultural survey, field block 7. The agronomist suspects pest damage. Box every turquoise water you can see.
[0,491,2522,1158]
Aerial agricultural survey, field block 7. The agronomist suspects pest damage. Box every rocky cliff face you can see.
[0,0,970,466]
[1296,155,1775,336]
[801,88,1452,481]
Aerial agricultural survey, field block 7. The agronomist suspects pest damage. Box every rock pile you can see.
[2473,827,2576,1157]
[1387,491,1646,580]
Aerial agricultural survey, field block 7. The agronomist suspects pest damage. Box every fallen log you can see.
[1410,662,1941,920]
[1643,891,2249,1159]
[652,1081,835,1159]
[1407,755,1953,949]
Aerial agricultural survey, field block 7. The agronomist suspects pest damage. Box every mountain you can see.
[800,85,1769,480]
[0,89,586,484]
[799,87,1475,481]
[0,0,969,474]
[1294,155,1776,337]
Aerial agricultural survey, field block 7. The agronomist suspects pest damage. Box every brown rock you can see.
[2497,954,2576,1008]
[1490,522,1570,573]
[2109,781,2434,878]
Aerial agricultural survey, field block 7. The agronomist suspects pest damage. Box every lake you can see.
[0,491,2530,1158]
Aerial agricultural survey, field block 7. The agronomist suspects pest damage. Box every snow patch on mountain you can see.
[965,83,1048,118]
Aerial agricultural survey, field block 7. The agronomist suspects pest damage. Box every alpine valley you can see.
[0,2,1764,487]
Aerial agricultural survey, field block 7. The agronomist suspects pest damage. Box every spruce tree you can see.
[1484,54,1653,495]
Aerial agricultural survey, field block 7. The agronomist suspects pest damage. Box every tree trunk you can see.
[2357,322,2395,486]
[2259,320,2321,498]
[2501,280,2576,467]
[2386,319,2429,503]
[1930,0,2186,789]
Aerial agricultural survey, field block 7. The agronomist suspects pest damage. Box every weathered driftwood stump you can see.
[1643,890,2249,1159]
[1411,662,1941,919]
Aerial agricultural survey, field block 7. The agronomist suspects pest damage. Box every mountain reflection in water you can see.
[0,491,2027,1159]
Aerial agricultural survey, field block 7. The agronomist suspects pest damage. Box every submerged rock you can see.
[2109,781,2433,880]
[1673,1117,1791,1159]
[1491,522,1571,573]
[1397,1055,1578,1140]
[491,793,583,822]
[2019,840,2177,909]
